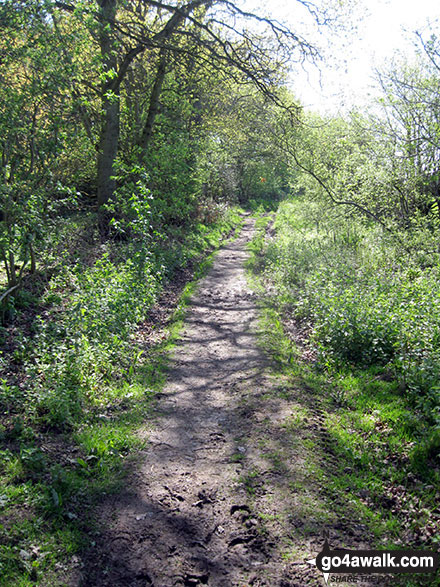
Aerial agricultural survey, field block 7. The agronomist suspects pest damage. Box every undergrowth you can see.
[0,206,243,585]
[247,201,440,585]
[260,199,440,456]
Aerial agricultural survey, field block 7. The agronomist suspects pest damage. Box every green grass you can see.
[254,301,439,560]
[267,306,436,515]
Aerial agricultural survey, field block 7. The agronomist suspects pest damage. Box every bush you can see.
[263,198,440,428]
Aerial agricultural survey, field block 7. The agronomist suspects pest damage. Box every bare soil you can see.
[75,218,377,587]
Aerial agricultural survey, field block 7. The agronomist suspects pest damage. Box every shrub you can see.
[263,198,440,427]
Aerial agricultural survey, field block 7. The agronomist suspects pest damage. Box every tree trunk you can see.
[8,250,17,287]
[138,48,168,156]
[95,0,212,207]
[97,0,119,211]
[97,94,120,208]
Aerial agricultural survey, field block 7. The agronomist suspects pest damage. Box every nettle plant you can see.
[107,161,153,240]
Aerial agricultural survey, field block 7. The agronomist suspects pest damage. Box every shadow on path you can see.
[78,220,277,586]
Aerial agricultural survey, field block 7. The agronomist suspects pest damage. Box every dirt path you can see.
[77,218,328,586]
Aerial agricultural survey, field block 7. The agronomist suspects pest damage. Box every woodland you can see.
[0,0,439,584]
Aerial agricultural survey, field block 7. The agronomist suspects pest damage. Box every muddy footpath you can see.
[75,218,378,587]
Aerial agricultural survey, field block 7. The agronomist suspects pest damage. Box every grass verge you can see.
[245,211,440,587]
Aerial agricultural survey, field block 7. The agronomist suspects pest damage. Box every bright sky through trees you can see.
[245,0,439,113]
